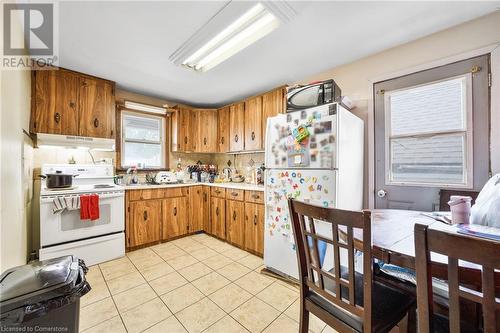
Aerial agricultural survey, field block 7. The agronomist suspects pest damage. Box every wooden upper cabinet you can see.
[262,87,286,140]
[78,77,115,138]
[229,103,245,152]
[244,202,265,256]
[162,197,188,240]
[172,106,191,152]
[31,68,116,139]
[189,109,200,152]
[217,107,230,153]
[31,69,79,135]
[129,200,161,247]
[198,109,218,153]
[244,96,263,151]
[226,199,245,248]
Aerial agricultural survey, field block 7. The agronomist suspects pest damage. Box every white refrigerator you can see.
[264,103,364,280]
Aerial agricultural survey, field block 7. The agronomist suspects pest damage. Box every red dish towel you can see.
[80,195,100,221]
[89,194,100,221]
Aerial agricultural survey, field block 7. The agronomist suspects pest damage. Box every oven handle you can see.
[40,192,124,203]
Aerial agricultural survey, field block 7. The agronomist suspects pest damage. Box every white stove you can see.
[39,164,125,266]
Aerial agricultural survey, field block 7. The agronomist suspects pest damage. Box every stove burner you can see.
[46,186,79,191]
[94,184,115,189]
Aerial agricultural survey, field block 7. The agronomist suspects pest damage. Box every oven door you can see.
[40,191,124,247]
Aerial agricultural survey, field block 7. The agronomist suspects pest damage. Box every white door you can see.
[374,55,490,211]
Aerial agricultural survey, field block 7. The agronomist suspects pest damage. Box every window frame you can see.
[118,108,168,171]
[383,73,474,188]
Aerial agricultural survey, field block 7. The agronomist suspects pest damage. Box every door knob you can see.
[377,189,387,198]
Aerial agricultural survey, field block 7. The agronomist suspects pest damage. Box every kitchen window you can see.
[121,111,167,169]
[384,74,473,187]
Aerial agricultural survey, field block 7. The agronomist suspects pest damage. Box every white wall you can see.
[0,12,33,272]
[304,11,500,207]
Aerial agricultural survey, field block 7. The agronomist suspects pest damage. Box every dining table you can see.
[350,209,500,288]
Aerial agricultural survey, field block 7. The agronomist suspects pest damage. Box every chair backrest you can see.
[288,199,372,330]
[438,189,479,211]
[414,223,500,333]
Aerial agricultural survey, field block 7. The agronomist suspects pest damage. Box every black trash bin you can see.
[0,256,91,333]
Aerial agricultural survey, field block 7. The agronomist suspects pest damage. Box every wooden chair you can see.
[288,199,416,333]
[414,223,500,333]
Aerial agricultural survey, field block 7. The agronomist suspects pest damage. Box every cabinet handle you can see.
[216,207,219,216]
[254,215,257,226]
[184,137,188,144]
[204,137,207,145]
[231,192,238,197]
[69,101,75,108]
[93,118,99,128]
[173,207,177,216]
[143,211,148,221]
[251,194,260,199]
[221,137,224,144]
[233,211,236,221]
[203,193,207,202]
[251,131,255,141]
[235,134,238,142]
[215,190,220,194]
[54,112,61,124]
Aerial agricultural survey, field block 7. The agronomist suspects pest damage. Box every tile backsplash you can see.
[33,146,264,180]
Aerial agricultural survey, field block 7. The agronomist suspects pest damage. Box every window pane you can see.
[123,142,162,168]
[389,77,466,136]
[124,114,161,142]
[390,134,465,184]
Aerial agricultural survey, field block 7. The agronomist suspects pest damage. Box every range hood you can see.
[36,133,115,151]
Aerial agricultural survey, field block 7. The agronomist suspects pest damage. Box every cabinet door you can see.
[217,107,230,153]
[175,107,191,152]
[262,88,285,140]
[244,203,264,255]
[190,109,200,152]
[210,197,226,239]
[226,200,245,248]
[202,186,211,232]
[189,186,204,233]
[79,78,115,138]
[129,200,161,247]
[229,103,244,152]
[32,69,79,135]
[244,96,263,151]
[162,197,188,239]
[199,109,218,152]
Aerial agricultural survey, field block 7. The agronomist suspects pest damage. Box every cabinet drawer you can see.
[128,189,164,201]
[226,189,244,201]
[211,187,226,198]
[245,191,264,204]
[162,187,188,198]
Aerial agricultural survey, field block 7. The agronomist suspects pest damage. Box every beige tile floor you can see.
[80,233,338,333]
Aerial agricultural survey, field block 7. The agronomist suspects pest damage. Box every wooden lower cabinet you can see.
[162,197,188,240]
[226,200,245,248]
[128,200,161,247]
[126,187,264,254]
[244,202,265,255]
[189,186,210,233]
[202,186,211,232]
[210,197,226,239]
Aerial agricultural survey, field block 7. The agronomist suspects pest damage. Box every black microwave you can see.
[286,79,341,112]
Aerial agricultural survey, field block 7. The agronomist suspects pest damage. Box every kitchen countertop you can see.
[123,182,265,192]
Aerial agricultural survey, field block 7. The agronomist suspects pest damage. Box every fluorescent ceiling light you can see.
[124,101,167,115]
[182,3,280,72]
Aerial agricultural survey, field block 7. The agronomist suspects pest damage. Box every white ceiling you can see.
[59,1,499,107]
